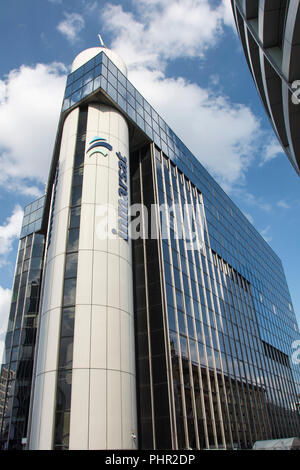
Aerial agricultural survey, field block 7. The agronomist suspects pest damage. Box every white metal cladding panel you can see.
[36,371,57,449]
[90,306,107,370]
[107,370,122,449]
[72,305,91,369]
[78,203,94,250]
[52,207,70,258]
[52,169,73,219]
[29,371,57,450]
[28,373,43,449]
[69,369,90,450]
[58,108,79,173]
[42,308,61,374]
[48,254,65,311]
[92,251,108,305]
[88,369,107,449]
[106,306,121,371]
[75,250,93,305]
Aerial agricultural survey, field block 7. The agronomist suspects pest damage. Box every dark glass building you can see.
[0,196,45,449]
[0,44,299,450]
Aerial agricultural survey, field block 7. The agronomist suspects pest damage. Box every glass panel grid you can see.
[21,196,45,239]
[153,147,300,449]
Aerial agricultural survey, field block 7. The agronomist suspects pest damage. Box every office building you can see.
[0,42,299,450]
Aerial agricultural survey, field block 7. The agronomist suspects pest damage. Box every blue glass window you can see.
[108,71,117,89]
[93,76,101,91]
[100,76,108,92]
[72,66,83,83]
[127,104,136,122]
[82,81,93,99]
[118,70,127,88]
[127,91,135,107]
[127,80,135,97]
[84,58,94,73]
[95,52,102,66]
[83,70,94,86]
[117,93,126,111]
[107,82,117,102]
[72,77,83,93]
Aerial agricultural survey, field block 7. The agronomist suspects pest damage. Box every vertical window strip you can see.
[169,159,201,450]
[138,148,157,449]
[248,286,288,438]
[0,235,32,447]
[230,273,260,443]
[211,262,242,447]
[172,167,212,450]
[155,153,187,449]
[194,228,236,447]
[0,236,26,446]
[53,107,88,450]
[0,233,45,450]
[182,176,227,449]
[235,281,268,441]
[199,209,254,448]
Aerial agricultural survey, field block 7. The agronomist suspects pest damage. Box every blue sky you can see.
[0,0,299,360]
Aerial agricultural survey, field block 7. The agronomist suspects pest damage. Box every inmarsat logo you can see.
[86,137,113,158]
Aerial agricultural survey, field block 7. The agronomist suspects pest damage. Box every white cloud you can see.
[82,0,98,13]
[0,205,23,266]
[260,225,272,243]
[57,12,85,43]
[0,63,66,193]
[244,212,254,224]
[259,138,284,167]
[234,190,272,212]
[129,67,260,188]
[220,0,236,29]
[277,200,290,209]
[103,0,233,69]
[0,286,11,365]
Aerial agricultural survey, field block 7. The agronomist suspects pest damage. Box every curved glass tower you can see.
[0,41,300,450]
[231,0,300,176]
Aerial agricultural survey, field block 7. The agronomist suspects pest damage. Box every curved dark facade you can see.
[231,0,300,176]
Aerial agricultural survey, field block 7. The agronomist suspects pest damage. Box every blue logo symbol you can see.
[86,137,113,158]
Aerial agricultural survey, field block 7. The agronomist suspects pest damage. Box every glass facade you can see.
[0,228,45,449]
[132,144,300,449]
[20,196,45,239]
[153,144,300,447]
[131,145,173,449]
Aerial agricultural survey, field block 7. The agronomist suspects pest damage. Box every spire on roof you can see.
[98,34,106,47]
